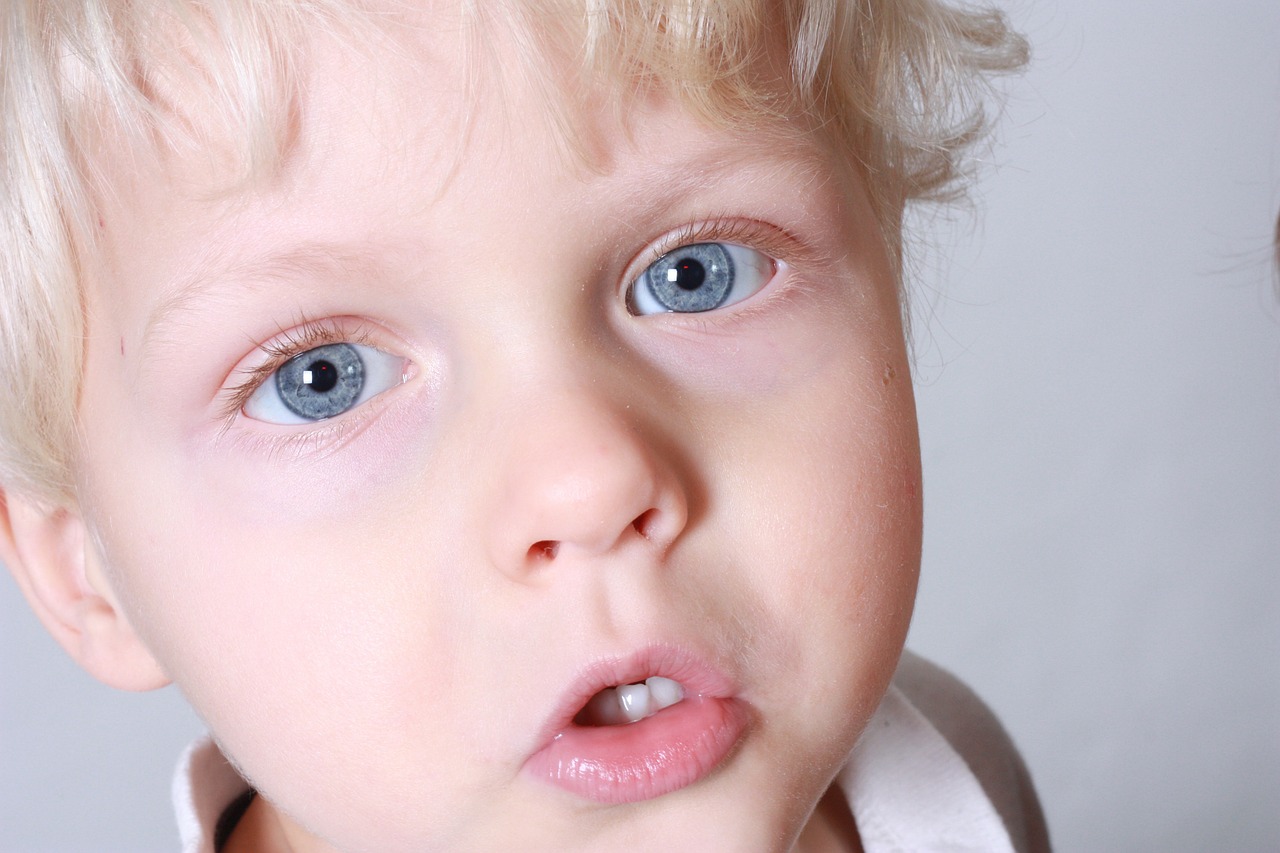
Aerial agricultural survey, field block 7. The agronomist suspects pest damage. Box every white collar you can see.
[172,736,250,853]
[842,684,1016,852]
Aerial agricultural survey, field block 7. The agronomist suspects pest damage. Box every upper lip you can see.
[530,642,739,750]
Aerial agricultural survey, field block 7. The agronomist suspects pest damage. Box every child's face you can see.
[73,12,920,851]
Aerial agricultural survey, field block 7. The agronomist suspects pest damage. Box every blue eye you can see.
[243,342,405,424]
[629,242,774,315]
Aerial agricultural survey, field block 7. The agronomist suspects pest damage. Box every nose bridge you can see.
[484,364,689,578]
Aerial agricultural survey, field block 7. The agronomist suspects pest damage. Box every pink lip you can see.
[524,644,750,805]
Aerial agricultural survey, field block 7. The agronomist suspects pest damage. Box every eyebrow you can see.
[141,240,391,357]
[594,138,837,248]
[139,139,835,357]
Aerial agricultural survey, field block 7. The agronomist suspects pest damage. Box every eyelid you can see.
[625,217,815,303]
[646,217,805,268]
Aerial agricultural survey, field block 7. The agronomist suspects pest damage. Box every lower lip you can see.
[525,695,749,804]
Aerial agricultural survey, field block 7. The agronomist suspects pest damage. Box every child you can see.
[0,1,1046,850]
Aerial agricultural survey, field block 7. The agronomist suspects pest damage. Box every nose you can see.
[487,391,689,579]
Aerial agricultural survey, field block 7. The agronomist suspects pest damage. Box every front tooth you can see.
[646,676,684,710]
[617,683,652,722]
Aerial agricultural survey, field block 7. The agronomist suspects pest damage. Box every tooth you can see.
[617,683,652,722]
[646,676,684,710]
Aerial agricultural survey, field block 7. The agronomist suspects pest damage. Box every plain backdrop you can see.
[3,0,1278,851]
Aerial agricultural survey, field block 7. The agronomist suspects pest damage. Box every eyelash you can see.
[647,217,808,271]
[218,318,380,424]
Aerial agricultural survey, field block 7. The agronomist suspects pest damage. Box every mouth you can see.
[574,676,686,726]
[524,645,750,805]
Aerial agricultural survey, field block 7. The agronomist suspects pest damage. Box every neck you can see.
[792,784,864,853]
[221,794,294,853]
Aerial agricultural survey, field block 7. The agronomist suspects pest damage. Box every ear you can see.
[0,488,170,691]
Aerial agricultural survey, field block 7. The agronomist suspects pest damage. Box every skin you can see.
[9,8,921,852]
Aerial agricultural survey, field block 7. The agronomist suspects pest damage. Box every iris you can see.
[640,243,734,312]
[275,343,365,420]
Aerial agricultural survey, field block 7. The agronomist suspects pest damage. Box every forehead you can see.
[91,5,841,309]
[99,0,808,185]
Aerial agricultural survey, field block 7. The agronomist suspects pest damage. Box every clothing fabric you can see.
[172,651,1049,852]
[845,651,1050,853]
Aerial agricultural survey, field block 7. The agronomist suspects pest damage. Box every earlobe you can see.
[0,489,170,692]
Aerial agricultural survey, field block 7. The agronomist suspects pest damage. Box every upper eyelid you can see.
[260,317,379,357]
[640,217,814,273]
[651,219,758,258]
[623,218,801,303]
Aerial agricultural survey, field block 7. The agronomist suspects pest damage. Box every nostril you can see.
[631,509,658,540]
[529,540,560,561]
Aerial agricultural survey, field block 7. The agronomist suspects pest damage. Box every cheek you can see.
[75,314,494,830]
[81,459,493,835]
[684,339,921,800]
[713,290,920,570]
[743,373,920,616]
[87,451,448,695]
[707,312,922,694]
[87,473,410,706]
[74,363,448,746]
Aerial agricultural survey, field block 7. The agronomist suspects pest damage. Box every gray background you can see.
[3,0,1278,850]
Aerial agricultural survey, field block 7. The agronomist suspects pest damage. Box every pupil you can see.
[306,360,338,393]
[673,258,706,291]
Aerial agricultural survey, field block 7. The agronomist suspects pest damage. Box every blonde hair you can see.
[0,0,1026,504]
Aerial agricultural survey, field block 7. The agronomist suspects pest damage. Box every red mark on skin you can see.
[906,478,917,499]
[882,364,897,386]
[98,215,105,229]
[120,337,125,357]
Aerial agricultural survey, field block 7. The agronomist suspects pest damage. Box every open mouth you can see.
[574,677,685,726]
[525,646,749,804]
